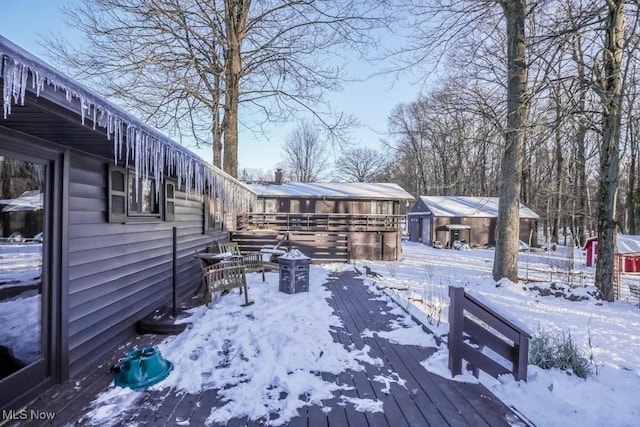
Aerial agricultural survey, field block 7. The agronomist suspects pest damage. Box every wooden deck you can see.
[7,271,525,426]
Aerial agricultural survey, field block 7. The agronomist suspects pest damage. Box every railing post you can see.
[513,334,529,381]
[448,286,465,377]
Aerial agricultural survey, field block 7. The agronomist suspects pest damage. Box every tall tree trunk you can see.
[575,120,588,245]
[212,72,223,169]
[552,99,563,244]
[571,30,589,247]
[223,0,250,178]
[595,0,625,302]
[493,0,528,283]
[628,119,637,234]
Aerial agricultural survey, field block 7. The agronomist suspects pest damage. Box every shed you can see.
[407,196,539,248]
[0,36,255,411]
[584,235,640,273]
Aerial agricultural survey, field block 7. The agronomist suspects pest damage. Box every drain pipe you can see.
[135,226,187,335]
[172,226,177,318]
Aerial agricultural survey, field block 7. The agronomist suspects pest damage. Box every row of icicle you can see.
[1,48,255,212]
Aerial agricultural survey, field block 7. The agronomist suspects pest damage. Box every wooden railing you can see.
[448,286,531,381]
[241,213,405,232]
[231,230,349,262]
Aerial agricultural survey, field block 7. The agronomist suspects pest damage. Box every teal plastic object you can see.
[114,346,173,390]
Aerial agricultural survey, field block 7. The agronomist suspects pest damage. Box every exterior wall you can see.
[432,217,491,248]
[349,231,400,261]
[66,152,226,377]
[421,216,537,248]
[519,218,538,246]
[407,216,421,242]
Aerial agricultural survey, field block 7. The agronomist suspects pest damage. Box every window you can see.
[371,201,393,215]
[128,174,159,216]
[204,196,223,233]
[252,198,277,213]
[108,164,175,223]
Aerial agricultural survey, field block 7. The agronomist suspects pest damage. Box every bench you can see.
[218,242,265,281]
[630,283,640,307]
[204,261,254,307]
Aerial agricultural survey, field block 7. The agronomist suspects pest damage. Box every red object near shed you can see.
[584,235,640,273]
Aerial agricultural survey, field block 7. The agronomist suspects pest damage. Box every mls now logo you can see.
[2,409,56,421]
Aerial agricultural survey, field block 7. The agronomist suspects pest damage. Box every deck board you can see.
[9,270,523,427]
[329,276,448,426]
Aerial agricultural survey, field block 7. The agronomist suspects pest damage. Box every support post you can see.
[448,286,465,376]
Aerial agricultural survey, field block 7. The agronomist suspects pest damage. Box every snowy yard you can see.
[83,242,639,426]
[364,242,640,427]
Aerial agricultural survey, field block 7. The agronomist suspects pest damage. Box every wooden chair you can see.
[193,249,209,297]
[218,242,265,281]
[204,260,254,307]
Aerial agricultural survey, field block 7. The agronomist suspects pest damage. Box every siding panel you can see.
[66,153,226,376]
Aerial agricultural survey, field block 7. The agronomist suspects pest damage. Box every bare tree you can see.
[488,0,529,282]
[388,1,531,282]
[595,0,626,302]
[281,120,331,182]
[385,78,503,198]
[335,147,387,182]
[45,0,390,176]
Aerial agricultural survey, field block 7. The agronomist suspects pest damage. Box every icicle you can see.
[13,62,28,107]
[1,48,256,213]
[80,96,87,125]
[2,58,13,119]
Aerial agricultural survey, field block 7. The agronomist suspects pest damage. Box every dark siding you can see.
[66,152,226,377]
[408,216,421,242]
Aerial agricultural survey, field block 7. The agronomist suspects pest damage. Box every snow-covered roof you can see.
[412,196,539,219]
[617,235,640,254]
[249,182,414,200]
[0,36,255,211]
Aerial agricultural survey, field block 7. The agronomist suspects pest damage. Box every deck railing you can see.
[241,213,405,232]
[448,286,531,381]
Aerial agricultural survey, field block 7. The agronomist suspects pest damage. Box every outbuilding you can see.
[584,235,640,273]
[407,196,539,248]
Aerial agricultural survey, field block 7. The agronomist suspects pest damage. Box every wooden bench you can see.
[630,283,640,307]
[204,261,254,307]
[218,242,265,281]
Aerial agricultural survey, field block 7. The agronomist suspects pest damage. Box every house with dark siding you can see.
[407,196,539,248]
[0,36,255,411]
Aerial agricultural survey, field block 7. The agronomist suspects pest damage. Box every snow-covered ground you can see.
[0,244,42,365]
[364,242,640,427]
[0,243,42,289]
[81,242,639,426]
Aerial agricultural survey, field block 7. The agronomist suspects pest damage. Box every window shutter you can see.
[108,165,127,223]
[165,179,176,221]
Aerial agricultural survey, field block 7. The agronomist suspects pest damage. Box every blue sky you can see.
[2,0,422,173]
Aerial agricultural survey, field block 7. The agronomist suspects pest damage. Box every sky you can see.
[4,242,639,425]
[1,0,423,174]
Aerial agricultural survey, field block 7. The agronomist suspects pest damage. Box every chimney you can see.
[274,168,283,185]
